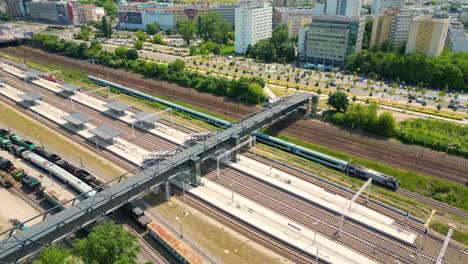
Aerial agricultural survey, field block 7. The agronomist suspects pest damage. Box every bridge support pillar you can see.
[190,156,201,186]
[230,135,240,162]
[305,95,318,118]
[164,180,171,201]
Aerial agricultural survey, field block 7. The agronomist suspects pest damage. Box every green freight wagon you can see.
[0,138,12,149]
[0,129,9,140]
[21,175,41,188]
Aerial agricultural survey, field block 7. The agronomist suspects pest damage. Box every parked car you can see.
[448,104,458,109]
[457,103,466,108]
[416,98,425,103]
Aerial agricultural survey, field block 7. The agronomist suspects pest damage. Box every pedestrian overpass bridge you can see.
[0,92,313,263]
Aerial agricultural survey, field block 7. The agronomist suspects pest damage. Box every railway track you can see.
[112,212,170,264]
[171,188,321,264]
[7,185,46,214]
[206,164,443,264]
[273,118,468,184]
[397,189,468,219]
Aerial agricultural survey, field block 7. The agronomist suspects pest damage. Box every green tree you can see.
[0,12,13,21]
[33,246,72,264]
[146,22,160,35]
[102,1,117,20]
[246,82,265,103]
[76,25,91,41]
[73,221,140,264]
[169,59,186,72]
[136,30,147,41]
[177,19,196,45]
[327,91,349,112]
[152,34,166,45]
[100,16,112,38]
[375,112,396,136]
[115,46,127,59]
[125,48,139,60]
[134,40,143,50]
[199,12,233,44]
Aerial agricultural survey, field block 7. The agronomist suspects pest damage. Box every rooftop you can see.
[104,100,130,112]
[89,125,122,141]
[58,83,81,93]
[62,112,92,126]
[19,91,43,101]
[132,111,161,124]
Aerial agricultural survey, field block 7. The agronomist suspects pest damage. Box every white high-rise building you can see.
[234,3,273,54]
[325,0,361,17]
[371,0,406,15]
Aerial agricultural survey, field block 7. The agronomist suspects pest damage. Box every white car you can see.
[416,98,425,103]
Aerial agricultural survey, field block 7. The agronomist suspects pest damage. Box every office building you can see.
[273,7,313,37]
[28,1,71,24]
[325,0,361,17]
[445,20,468,52]
[371,0,405,15]
[118,4,209,31]
[5,0,30,18]
[213,4,240,28]
[370,8,419,48]
[405,14,450,57]
[234,3,273,54]
[298,15,365,66]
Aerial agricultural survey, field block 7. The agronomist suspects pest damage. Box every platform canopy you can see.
[89,125,122,141]
[59,83,80,93]
[19,91,43,101]
[24,69,42,79]
[62,112,91,126]
[103,100,130,112]
[132,111,161,124]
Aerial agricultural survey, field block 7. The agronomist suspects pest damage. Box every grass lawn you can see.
[430,220,468,246]
[220,45,235,55]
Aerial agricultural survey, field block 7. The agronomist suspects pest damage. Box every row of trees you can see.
[34,221,141,264]
[246,25,295,63]
[345,50,467,91]
[31,33,266,104]
[327,91,397,137]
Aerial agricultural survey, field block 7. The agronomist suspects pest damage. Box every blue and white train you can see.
[255,133,400,190]
[88,76,401,190]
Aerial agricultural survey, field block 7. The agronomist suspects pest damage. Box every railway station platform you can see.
[0,84,150,165]
[223,156,417,245]
[30,78,187,145]
[182,179,378,264]
[1,63,26,79]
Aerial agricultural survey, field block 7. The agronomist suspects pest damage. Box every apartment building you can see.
[234,3,273,54]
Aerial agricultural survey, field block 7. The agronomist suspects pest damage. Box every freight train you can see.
[89,76,401,190]
[0,128,98,197]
